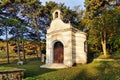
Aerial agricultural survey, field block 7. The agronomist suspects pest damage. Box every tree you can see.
[21,0,43,60]
[0,19,10,63]
[0,18,20,63]
[19,25,28,62]
[84,0,120,56]
[93,10,115,56]
[107,6,120,53]
[0,0,31,62]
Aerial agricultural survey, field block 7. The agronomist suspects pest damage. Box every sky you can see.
[40,0,85,9]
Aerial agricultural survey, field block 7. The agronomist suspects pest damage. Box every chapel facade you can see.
[45,9,87,67]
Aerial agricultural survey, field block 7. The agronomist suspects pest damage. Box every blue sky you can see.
[40,0,85,9]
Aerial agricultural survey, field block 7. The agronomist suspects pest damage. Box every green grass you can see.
[1,59,120,80]
[32,61,120,80]
[0,60,55,78]
[0,66,17,70]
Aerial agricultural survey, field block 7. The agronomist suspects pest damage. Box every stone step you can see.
[40,63,68,69]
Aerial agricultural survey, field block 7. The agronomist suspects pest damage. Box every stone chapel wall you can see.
[75,32,87,64]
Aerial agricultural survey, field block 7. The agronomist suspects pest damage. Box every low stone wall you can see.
[0,69,24,80]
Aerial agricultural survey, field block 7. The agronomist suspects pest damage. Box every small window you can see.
[84,41,87,53]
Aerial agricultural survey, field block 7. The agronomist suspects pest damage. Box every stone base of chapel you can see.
[40,63,69,69]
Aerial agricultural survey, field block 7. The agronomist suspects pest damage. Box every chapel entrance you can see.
[54,41,64,63]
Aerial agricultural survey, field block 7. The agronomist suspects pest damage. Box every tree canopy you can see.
[84,0,120,57]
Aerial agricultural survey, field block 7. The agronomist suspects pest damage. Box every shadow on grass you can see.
[72,61,120,80]
[95,61,120,80]
[24,65,56,78]
[71,68,99,80]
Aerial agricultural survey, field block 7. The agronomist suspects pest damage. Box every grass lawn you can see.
[0,59,55,78]
[1,59,120,80]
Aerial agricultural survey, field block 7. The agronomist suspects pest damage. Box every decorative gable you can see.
[47,10,72,33]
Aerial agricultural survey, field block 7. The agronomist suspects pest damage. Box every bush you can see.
[110,50,120,59]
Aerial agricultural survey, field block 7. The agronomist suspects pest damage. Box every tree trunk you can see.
[22,31,26,62]
[101,30,107,57]
[35,18,42,61]
[22,40,26,62]
[16,28,21,61]
[5,26,10,64]
[35,45,39,60]
[37,31,42,61]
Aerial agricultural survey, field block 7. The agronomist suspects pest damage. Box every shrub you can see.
[110,50,120,59]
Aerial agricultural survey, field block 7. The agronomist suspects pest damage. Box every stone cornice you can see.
[47,28,72,36]
[47,27,87,36]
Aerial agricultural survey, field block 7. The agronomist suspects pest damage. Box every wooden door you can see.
[54,42,64,63]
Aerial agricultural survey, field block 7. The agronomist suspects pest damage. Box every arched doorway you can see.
[54,41,64,63]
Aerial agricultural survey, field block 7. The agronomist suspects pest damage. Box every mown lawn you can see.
[1,59,120,80]
[0,59,55,78]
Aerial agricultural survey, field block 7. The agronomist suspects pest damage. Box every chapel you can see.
[41,9,87,68]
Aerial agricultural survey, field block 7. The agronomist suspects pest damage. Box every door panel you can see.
[54,42,64,63]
